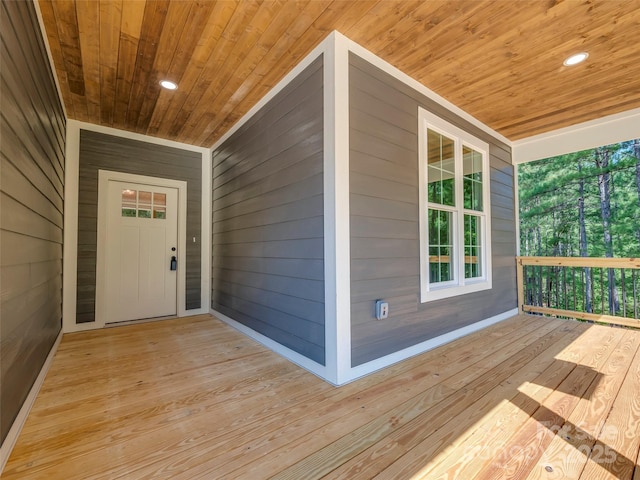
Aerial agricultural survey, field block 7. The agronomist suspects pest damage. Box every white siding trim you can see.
[62,122,85,332]
[210,309,334,385]
[512,107,640,164]
[346,309,518,383]
[200,148,213,315]
[0,330,62,473]
[323,32,352,385]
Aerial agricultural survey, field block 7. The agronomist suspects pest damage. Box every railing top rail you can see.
[517,256,640,269]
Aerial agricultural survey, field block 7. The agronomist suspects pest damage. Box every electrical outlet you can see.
[375,300,389,320]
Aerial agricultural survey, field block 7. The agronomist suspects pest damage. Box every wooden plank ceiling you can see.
[38,0,640,147]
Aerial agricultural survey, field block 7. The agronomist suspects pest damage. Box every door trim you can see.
[95,170,188,328]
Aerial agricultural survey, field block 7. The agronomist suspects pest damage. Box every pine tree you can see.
[593,147,619,313]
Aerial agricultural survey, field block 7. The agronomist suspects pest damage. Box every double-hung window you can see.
[418,108,492,302]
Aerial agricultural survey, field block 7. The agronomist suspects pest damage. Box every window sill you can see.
[420,279,492,303]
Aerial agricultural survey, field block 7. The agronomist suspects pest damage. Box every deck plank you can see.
[525,332,640,480]
[578,338,640,480]
[3,314,639,480]
[359,321,587,480]
[472,327,627,480]
[288,321,578,480]
[111,316,551,479]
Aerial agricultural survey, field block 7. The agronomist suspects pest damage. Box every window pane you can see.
[428,209,454,283]
[122,189,136,209]
[463,146,483,211]
[464,214,482,278]
[153,207,166,219]
[138,191,152,208]
[138,209,151,219]
[122,208,136,217]
[427,129,455,206]
[153,192,166,206]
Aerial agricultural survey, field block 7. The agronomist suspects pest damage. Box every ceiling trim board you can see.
[512,107,640,164]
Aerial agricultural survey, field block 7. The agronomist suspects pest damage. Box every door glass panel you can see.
[121,188,168,219]
[122,188,136,204]
[138,191,152,208]
[122,189,137,213]
[153,193,166,206]
[152,193,166,220]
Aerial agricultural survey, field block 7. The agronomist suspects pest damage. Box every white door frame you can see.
[96,170,188,328]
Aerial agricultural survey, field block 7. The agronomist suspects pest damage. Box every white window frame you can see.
[418,107,492,302]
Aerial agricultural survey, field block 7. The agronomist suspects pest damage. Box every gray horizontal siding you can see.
[77,130,202,323]
[211,56,325,365]
[349,53,516,367]
[0,0,65,444]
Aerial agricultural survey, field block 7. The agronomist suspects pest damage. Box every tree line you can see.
[518,139,640,316]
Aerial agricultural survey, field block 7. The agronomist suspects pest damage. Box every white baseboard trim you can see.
[211,307,518,387]
[346,308,519,383]
[209,308,334,384]
[0,329,63,473]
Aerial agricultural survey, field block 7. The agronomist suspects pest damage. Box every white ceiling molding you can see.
[513,108,640,164]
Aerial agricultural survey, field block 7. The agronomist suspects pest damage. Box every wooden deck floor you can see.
[4,314,640,479]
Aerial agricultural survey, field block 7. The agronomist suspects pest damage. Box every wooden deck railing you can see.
[516,256,640,329]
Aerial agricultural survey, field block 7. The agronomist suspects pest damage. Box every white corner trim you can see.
[341,33,512,148]
[512,107,640,164]
[210,35,333,152]
[201,148,213,314]
[323,32,352,385]
[62,122,82,333]
[210,309,335,385]
[33,0,67,119]
[0,329,62,473]
[346,308,518,384]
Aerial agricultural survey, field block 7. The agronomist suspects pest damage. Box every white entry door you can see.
[104,180,179,323]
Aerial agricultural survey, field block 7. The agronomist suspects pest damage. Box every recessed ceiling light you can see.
[563,52,589,66]
[160,80,178,90]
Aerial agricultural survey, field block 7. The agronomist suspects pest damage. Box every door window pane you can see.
[153,193,166,206]
[138,191,152,208]
[427,129,455,206]
[122,189,136,210]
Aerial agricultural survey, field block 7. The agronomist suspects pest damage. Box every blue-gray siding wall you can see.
[1,0,65,444]
[211,57,325,365]
[349,53,517,367]
[77,130,202,323]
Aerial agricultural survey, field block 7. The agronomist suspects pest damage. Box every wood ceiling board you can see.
[37,0,640,147]
[148,0,239,139]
